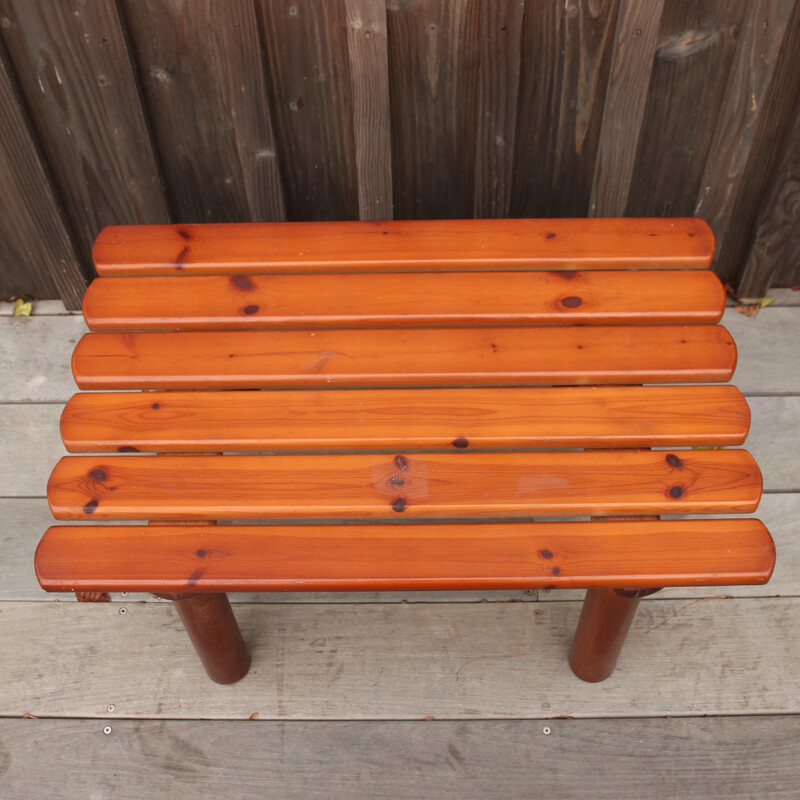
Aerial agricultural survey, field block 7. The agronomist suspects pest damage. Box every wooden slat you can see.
[59,385,750,453]
[81,270,726,330]
[46,450,762,521]
[35,518,774,594]
[91,218,715,275]
[71,325,737,390]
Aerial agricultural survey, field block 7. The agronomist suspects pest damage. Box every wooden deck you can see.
[1,298,799,797]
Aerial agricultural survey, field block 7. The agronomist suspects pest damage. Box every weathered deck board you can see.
[3,597,798,719]
[1,716,798,800]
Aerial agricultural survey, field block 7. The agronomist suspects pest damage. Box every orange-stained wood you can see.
[47,450,762,521]
[92,218,714,276]
[59,385,751,453]
[35,519,775,593]
[81,270,726,330]
[71,325,737,390]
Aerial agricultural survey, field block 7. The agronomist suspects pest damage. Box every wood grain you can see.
[717,1,800,290]
[81,269,726,330]
[91,218,715,275]
[0,0,169,265]
[589,0,666,216]
[46,449,762,521]
[36,518,774,594]
[256,0,358,220]
[345,0,393,220]
[59,385,750,453]
[693,0,795,273]
[0,40,86,307]
[625,0,748,217]
[118,0,285,223]
[1,717,798,799]
[70,324,738,390]
[738,37,800,294]
[4,598,800,718]
[510,0,619,217]
[386,0,481,218]
[473,0,525,218]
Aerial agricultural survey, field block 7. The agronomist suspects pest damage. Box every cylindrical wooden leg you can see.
[157,592,251,684]
[569,587,658,682]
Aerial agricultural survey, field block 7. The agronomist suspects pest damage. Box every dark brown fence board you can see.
[625,0,748,218]
[720,0,800,292]
[257,0,358,221]
[386,0,481,219]
[694,0,795,280]
[473,0,525,218]
[345,0,393,220]
[739,82,800,296]
[0,0,168,265]
[510,0,619,218]
[0,39,86,307]
[589,0,665,216]
[119,0,286,223]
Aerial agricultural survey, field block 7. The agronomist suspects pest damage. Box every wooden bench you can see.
[35,218,775,685]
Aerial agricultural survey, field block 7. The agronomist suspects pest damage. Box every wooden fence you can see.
[1,0,799,308]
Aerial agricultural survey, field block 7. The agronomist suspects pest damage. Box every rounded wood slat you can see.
[92,218,714,276]
[35,519,775,594]
[59,385,751,453]
[71,325,737,390]
[81,270,726,330]
[46,450,762,521]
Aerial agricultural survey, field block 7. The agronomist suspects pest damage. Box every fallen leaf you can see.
[791,285,800,291]
[22,713,39,719]
[248,712,259,720]
[734,303,759,317]
[12,298,32,316]
[423,716,435,721]
[758,297,775,308]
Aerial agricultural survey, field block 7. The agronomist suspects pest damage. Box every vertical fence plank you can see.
[738,77,800,295]
[0,0,168,265]
[694,0,795,280]
[714,1,800,291]
[625,0,748,217]
[257,0,358,221]
[473,0,525,218]
[509,0,619,219]
[386,0,481,219]
[589,0,665,217]
[0,40,86,307]
[345,0,392,220]
[119,0,285,223]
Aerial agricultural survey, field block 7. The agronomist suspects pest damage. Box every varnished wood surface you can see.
[92,218,714,275]
[35,518,774,594]
[71,324,737,390]
[81,270,726,330]
[47,450,762,521]
[59,385,750,453]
